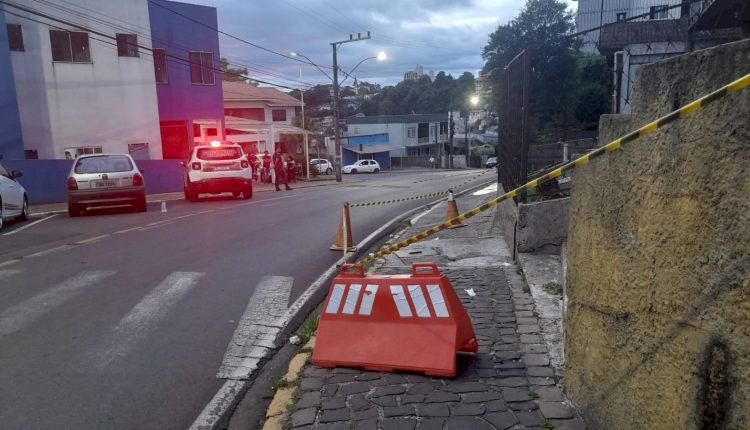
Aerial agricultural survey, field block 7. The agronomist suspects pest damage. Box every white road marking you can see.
[24,244,73,258]
[0,269,22,282]
[189,379,244,430]
[92,271,204,369]
[0,259,21,268]
[216,276,293,380]
[0,271,115,336]
[74,234,109,245]
[2,214,58,236]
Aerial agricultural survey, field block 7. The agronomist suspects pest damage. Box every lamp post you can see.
[467,95,479,168]
[299,68,310,180]
[292,41,386,182]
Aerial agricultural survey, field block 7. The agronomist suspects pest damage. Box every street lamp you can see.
[467,95,479,167]
[291,40,386,182]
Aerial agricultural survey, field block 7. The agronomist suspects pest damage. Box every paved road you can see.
[0,169,493,430]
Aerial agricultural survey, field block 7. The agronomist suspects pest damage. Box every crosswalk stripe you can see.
[92,271,204,369]
[217,276,293,380]
[0,271,115,337]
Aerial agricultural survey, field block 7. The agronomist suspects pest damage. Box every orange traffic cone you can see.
[446,189,464,229]
[330,203,358,251]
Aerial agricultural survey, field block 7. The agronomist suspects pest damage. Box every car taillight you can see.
[241,160,249,168]
[192,162,202,171]
[67,177,78,190]
[133,172,144,186]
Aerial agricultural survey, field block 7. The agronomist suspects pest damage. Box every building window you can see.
[272,109,287,122]
[193,123,202,138]
[407,127,416,138]
[116,33,138,57]
[64,147,103,159]
[649,5,669,20]
[50,30,91,63]
[6,24,24,51]
[206,127,218,136]
[153,48,168,83]
[189,51,215,85]
[616,12,626,21]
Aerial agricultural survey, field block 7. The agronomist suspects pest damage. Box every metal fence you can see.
[496,49,530,199]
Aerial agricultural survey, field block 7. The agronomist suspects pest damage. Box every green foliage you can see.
[528,390,540,399]
[220,57,252,83]
[541,418,555,428]
[296,314,319,346]
[482,0,610,134]
[272,377,294,391]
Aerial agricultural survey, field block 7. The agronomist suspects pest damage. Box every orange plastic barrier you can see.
[312,262,478,377]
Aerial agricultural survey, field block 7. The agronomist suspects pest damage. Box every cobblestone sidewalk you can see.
[287,189,585,430]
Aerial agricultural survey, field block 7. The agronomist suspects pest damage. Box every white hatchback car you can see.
[182,141,253,201]
[0,162,29,231]
[343,159,381,174]
[67,153,146,217]
[310,158,333,175]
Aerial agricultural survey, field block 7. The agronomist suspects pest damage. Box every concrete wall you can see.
[565,39,750,429]
[4,159,184,203]
[517,198,570,254]
[0,12,24,160]
[7,0,163,160]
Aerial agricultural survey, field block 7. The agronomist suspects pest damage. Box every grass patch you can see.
[272,377,294,391]
[296,313,319,346]
[299,346,313,354]
[528,390,540,399]
[541,418,555,428]
[543,282,563,296]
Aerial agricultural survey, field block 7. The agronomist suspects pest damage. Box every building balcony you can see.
[598,18,689,56]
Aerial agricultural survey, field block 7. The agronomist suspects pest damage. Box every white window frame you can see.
[189,50,216,85]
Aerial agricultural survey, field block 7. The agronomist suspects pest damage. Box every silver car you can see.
[0,162,29,231]
[66,154,146,217]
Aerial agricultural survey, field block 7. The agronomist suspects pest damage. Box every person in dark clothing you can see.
[273,148,292,191]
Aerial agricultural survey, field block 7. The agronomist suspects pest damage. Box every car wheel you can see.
[326,168,332,175]
[68,203,81,217]
[136,196,147,212]
[187,186,199,202]
[351,169,357,174]
[374,168,380,173]
[243,183,253,200]
[0,199,4,231]
[232,191,241,198]
[19,195,29,221]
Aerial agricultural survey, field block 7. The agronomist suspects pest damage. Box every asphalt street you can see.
[0,169,493,430]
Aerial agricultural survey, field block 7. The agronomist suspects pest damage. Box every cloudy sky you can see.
[186,0,577,90]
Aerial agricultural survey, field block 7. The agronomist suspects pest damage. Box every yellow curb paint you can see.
[284,353,308,382]
[265,387,295,419]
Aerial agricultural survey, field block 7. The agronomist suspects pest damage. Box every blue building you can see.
[149,0,225,159]
[0,12,24,160]
[343,133,392,168]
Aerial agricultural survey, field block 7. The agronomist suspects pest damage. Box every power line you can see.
[0,0,308,90]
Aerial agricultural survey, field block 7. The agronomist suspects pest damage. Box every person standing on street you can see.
[273,147,292,191]
[261,150,272,183]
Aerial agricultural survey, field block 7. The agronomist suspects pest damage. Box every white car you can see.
[182,141,253,201]
[0,162,29,231]
[310,158,333,175]
[66,153,146,217]
[343,159,381,174]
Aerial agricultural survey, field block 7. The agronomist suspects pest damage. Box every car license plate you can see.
[214,165,231,171]
[95,180,117,187]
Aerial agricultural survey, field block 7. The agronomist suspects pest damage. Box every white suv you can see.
[182,141,253,201]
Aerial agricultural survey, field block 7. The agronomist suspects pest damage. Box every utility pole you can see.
[465,117,470,168]
[448,111,454,169]
[300,68,309,180]
[332,32,371,182]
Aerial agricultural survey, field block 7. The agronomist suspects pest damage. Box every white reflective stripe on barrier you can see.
[390,285,413,317]
[342,284,361,314]
[426,284,449,317]
[326,284,346,314]
[359,284,378,315]
[408,285,431,317]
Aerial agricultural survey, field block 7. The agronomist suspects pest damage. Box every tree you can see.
[482,0,580,130]
[220,57,253,83]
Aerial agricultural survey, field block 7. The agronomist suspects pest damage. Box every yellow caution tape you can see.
[357,73,750,265]
[349,170,491,208]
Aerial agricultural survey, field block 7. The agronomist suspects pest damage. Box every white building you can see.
[3,0,163,159]
[345,114,449,159]
[223,81,308,154]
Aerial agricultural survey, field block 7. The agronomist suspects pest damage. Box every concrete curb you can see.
[189,178,497,430]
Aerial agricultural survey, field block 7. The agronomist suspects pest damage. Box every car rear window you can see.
[197,147,243,161]
[74,155,133,174]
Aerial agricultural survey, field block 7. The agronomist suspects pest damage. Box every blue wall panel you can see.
[3,160,184,204]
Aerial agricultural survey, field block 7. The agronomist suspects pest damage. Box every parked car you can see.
[182,141,253,201]
[343,159,381,174]
[485,157,497,168]
[310,158,333,175]
[67,153,146,217]
[0,162,29,231]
